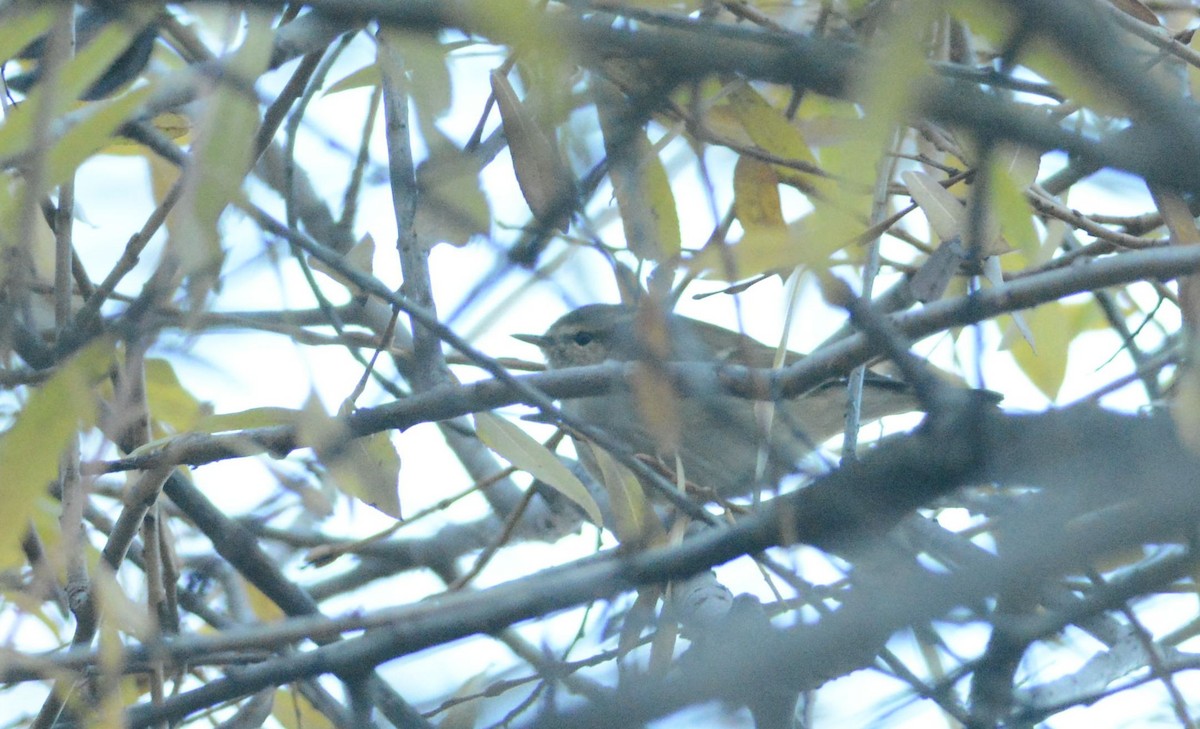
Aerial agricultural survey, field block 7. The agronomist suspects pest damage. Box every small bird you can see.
[516,303,920,500]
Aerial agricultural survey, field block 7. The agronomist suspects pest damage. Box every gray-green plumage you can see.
[521,304,917,498]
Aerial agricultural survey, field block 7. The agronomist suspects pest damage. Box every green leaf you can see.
[414,146,491,246]
[474,412,601,525]
[385,31,452,122]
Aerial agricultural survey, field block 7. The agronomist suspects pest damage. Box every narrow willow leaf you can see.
[0,8,55,66]
[40,19,147,107]
[195,406,304,434]
[589,446,665,546]
[490,70,573,231]
[902,170,966,241]
[0,20,149,170]
[726,84,827,194]
[174,11,273,304]
[0,340,112,568]
[144,358,211,433]
[474,412,601,525]
[47,85,152,190]
[596,79,681,261]
[322,63,380,96]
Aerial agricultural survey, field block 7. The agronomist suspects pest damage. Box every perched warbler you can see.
[517,303,920,499]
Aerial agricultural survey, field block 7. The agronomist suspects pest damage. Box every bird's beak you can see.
[512,333,551,348]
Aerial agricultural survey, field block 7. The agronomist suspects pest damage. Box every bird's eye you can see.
[573,331,594,346]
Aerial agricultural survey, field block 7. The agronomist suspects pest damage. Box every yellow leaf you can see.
[734,157,785,230]
[47,18,152,106]
[0,20,152,175]
[45,92,153,191]
[474,412,601,525]
[690,154,805,279]
[726,84,827,194]
[144,358,211,433]
[691,221,801,280]
[194,406,303,434]
[1006,301,1085,400]
[589,447,666,547]
[243,579,286,622]
[0,9,55,67]
[990,165,1040,258]
[415,147,491,246]
[323,63,380,96]
[275,687,335,729]
[903,170,966,242]
[309,234,376,290]
[331,431,403,519]
[174,11,274,303]
[1021,39,1127,115]
[0,340,112,568]
[597,79,681,261]
[298,395,403,519]
[103,111,192,155]
[702,105,753,147]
